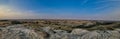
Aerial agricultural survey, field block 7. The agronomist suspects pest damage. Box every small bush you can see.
[11,21,22,24]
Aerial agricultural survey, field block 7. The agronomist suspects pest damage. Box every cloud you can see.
[81,0,89,5]
[104,9,120,20]
[0,5,40,19]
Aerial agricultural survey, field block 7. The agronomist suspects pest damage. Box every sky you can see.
[0,0,120,20]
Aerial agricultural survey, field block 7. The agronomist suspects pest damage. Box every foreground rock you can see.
[0,25,45,39]
[0,25,120,39]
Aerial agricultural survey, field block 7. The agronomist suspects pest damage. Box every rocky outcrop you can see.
[0,25,44,39]
[0,25,120,39]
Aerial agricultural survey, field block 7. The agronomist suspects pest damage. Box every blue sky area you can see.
[0,0,120,20]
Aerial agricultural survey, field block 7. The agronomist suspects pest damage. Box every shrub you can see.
[11,21,22,24]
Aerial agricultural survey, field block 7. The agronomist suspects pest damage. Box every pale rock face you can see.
[71,29,89,35]
[0,25,44,39]
[41,27,55,35]
[54,30,68,34]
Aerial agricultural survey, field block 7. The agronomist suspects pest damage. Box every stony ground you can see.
[0,25,120,39]
[0,19,120,39]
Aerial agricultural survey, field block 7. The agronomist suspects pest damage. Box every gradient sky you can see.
[0,0,120,20]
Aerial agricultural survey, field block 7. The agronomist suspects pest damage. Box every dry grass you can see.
[0,19,120,31]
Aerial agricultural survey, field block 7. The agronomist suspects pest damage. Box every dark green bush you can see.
[11,21,22,24]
